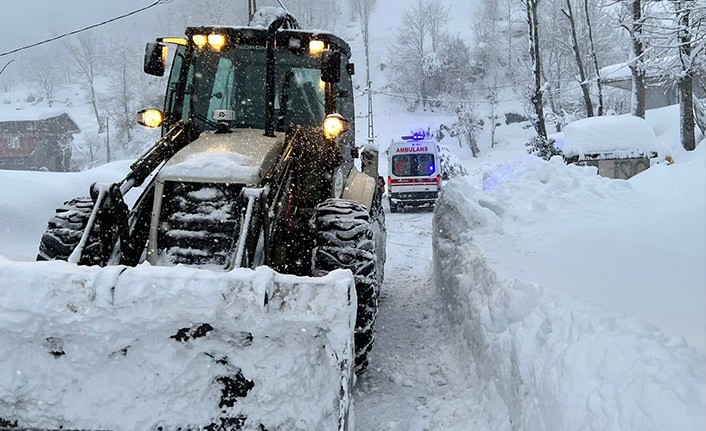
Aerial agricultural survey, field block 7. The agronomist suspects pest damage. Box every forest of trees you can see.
[385,0,705,153]
[0,0,703,167]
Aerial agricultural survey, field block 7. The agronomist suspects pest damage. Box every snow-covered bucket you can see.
[0,258,355,431]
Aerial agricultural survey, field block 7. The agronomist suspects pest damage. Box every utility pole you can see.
[367,82,374,148]
[106,116,111,164]
[363,2,375,149]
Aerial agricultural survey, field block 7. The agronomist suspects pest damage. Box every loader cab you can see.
[149,27,355,144]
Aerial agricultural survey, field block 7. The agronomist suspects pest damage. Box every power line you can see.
[0,0,174,58]
[0,60,15,77]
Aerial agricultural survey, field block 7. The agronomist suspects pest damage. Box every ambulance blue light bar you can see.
[402,132,426,141]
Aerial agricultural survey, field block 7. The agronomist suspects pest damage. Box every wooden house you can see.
[0,111,79,171]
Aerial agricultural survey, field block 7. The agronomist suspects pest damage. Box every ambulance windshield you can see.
[392,154,436,177]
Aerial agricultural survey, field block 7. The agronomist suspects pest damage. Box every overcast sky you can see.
[0,1,171,55]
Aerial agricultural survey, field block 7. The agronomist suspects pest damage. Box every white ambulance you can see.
[387,134,442,213]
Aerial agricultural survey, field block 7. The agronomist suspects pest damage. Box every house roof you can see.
[0,109,80,135]
[0,107,73,123]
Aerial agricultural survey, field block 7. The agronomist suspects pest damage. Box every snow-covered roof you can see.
[600,62,632,82]
[563,115,660,157]
[600,56,678,83]
[0,107,74,123]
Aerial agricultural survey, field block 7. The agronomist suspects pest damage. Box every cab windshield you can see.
[171,44,328,135]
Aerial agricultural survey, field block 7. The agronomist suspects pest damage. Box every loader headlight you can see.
[309,40,325,56]
[323,114,350,140]
[207,34,226,51]
[192,34,208,48]
[138,109,164,128]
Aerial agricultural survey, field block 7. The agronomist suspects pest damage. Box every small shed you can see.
[562,116,660,180]
[0,110,79,171]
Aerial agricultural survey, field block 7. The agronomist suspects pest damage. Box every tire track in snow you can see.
[354,209,510,431]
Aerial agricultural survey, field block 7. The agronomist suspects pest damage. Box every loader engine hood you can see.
[157,129,284,185]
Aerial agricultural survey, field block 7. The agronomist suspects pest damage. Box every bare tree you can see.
[106,44,139,147]
[31,57,60,107]
[426,0,450,52]
[388,0,431,106]
[66,33,105,133]
[675,0,697,150]
[488,85,500,147]
[349,0,378,83]
[562,0,594,117]
[526,0,547,137]
[620,0,647,118]
[584,0,605,115]
[288,0,341,30]
[472,0,502,82]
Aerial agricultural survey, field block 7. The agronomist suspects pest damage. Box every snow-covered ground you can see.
[458,145,706,353]
[354,209,511,431]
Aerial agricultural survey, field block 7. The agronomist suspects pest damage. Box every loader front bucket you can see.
[0,257,356,431]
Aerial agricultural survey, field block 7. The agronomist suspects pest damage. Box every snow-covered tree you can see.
[444,104,483,157]
[387,0,472,110]
[30,53,60,108]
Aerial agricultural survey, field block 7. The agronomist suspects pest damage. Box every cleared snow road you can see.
[354,208,510,431]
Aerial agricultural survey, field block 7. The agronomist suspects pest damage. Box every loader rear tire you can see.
[37,196,105,266]
[312,199,380,375]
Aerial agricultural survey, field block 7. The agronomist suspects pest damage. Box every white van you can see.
[387,135,442,213]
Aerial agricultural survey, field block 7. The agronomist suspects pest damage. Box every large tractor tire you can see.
[312,199,380,375]
[37,196,105,266]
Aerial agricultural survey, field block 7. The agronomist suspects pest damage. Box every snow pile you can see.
[432,153,706,430]
[0,259,355,431]
[562,115,662,158]
[0,161,136,261]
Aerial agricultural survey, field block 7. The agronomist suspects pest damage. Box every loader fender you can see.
[0,257,356,431]
[341,170,376,210]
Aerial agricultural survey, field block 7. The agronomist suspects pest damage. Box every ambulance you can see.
[387,134,442,212]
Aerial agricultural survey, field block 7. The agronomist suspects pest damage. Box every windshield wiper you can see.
[191,111,220,130]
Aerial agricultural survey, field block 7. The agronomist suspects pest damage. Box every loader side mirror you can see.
[321,50,341,83]
[144,42,167,77]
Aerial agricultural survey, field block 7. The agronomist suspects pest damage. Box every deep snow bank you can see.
[432,156,706,430]
[0,258,355,431]
[0,161,135,261]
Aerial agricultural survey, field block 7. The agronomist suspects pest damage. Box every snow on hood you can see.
[159,150,260,184]
[157,130,283,184]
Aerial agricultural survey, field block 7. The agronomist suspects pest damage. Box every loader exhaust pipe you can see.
[265,13,300,137]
